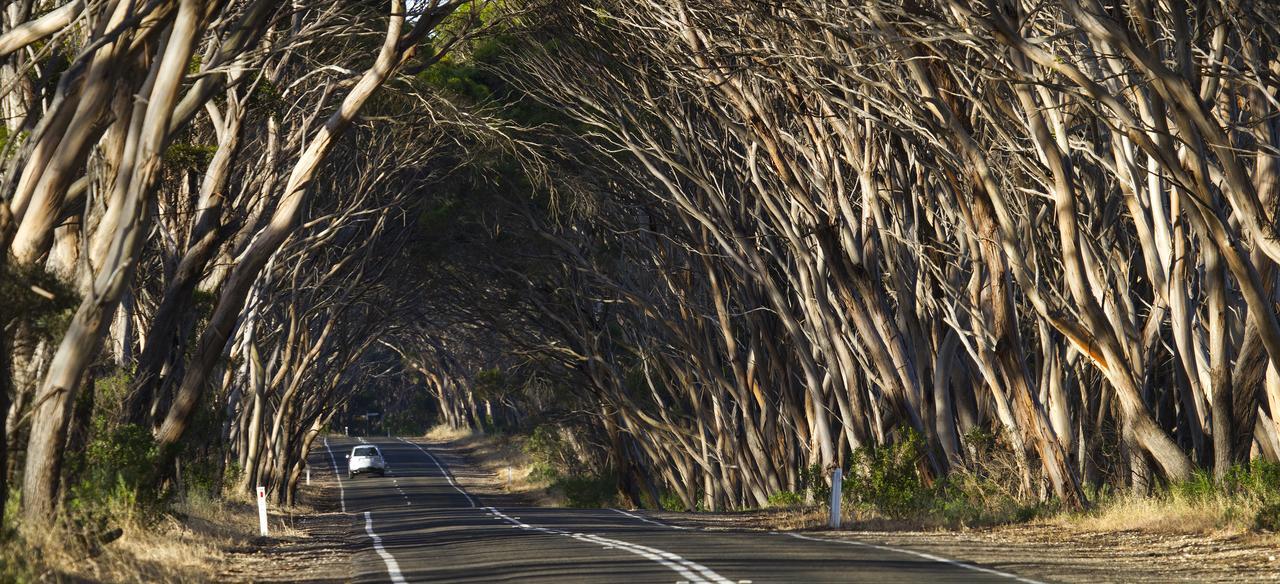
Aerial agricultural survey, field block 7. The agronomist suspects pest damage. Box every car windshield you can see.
[353,447,378,457]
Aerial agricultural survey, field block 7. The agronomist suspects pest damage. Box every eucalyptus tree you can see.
[0,0,489,526]
[417,0,1280,509]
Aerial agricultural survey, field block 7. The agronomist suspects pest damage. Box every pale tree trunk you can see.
[154,0,456,465]
[22,0,204,522]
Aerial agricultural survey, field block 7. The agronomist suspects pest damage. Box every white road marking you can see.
[321,438,346,513]
[784,533,1044,583]
[612,508,692,530]
[364,511,407,584]
[616,508,1036,583]
[395,438,476,507]
[486,506,733,584]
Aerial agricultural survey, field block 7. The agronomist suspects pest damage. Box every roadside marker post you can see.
[306,467,311,486]
[256,486,269,536]
[829,468,843,529]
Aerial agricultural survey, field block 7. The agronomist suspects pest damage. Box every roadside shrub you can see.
[67,423,161,529]
[843,430,932,517]
[555,472,617,508]
[799,463,829,504]
[1254,503,1280,532]
[766,490,804,508]
[528,461,559,482]
[660,491,687,511]
[523,424,567,473]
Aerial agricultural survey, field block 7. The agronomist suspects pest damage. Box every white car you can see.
[347,445,387,478]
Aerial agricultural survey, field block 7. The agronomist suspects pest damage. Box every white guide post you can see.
[257,486,269,536]
[306,467,311,486]
[829,468,843,529]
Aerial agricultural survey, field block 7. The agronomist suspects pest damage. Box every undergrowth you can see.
[771,429,1280,533]
[1,368,249,582]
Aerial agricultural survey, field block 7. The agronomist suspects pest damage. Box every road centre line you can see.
[364,512,408,584]
[783,533,1044,584]
[321,438,346,513]
[485,506,733,584]
[403,440,733,582]
[395,437,476,507]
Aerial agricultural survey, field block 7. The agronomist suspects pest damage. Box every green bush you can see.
[528,461,559,483]
[843,430,932,517]
[799,463,829,504]
[660,491,687,511]
[1254,503,1280,532]
[555,472,617,508]
[766,490,804,508]
[67,423,160,523]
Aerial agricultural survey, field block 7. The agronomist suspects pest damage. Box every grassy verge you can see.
[423,424,563,506]
[425,423,1280,545]
[0,490,306,582]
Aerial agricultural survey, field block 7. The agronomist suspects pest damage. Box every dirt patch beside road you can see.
[219,466,352,582]
[637,507,1280,583]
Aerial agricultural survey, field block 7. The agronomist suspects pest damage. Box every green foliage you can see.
[419,56,492,103]
[0,489,38,582]
[659,491,688,511]
[163,143,217,171]
[523,424,566,472]
[248,78,285,114]
[1172,460,1280,503]
[0,262,77,336]
[766,490,804,508]
[472,368,509,402]
[1255,503,1280,532]
[843,430,931,517]
[66,422,160,534]
[1165,461,1280,532]
[554,471,617,508]
[831,429,1048,525]
[799,463,829,504]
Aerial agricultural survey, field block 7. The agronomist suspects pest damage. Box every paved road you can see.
[315,437,1041,583]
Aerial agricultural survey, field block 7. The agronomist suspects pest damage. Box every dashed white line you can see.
[364,511,407,584]
[783,533,1044,583]
[321,437,346,513]
[486,507,732,583]
[612,508,692,530]
[395,438,476,507]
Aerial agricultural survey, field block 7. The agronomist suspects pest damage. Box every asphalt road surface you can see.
[316,437,1041,583]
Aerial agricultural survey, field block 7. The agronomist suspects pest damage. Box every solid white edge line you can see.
[322,437,346,513]
[784,533,1044,584]
[364,511,408,584]
[613,508,1038,584]
[396,437,477,508]
[486,506,732,584]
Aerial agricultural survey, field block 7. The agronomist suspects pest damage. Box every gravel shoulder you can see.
[637,508,1280,583]
[219,465,353,582]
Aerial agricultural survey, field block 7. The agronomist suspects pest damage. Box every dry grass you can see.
[1054,492,1273,536]
[419,424,561,506]
[423,424,478,442]
[1,491,308,583]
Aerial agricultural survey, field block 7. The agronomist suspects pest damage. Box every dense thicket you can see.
[0,0,490,532]
[5,0,1280,537]
[404,0,1280,512]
